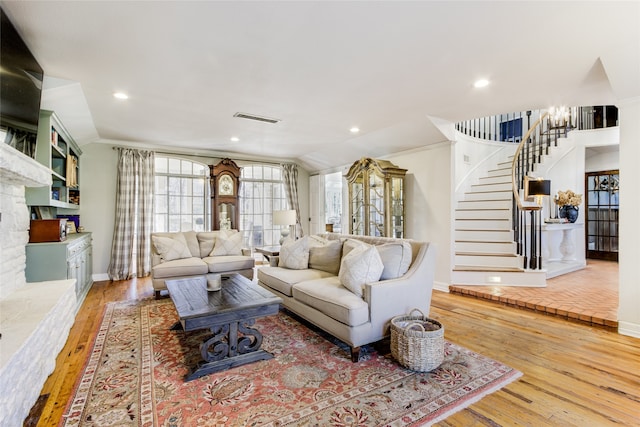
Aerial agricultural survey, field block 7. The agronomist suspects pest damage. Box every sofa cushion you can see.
[152,257,208,279]
[210,230,243,256]
[292,276,369,327]
[197,232,218,258]
[278,236,309,270]
[258,267,334,297]
[308,238,342,275]
[152,234,193,261]
[203,255,255,273]
[376,241,412,280]
[338,243,384,297]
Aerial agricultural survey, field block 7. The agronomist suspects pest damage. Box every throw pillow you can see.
[152,234,192,261]
[377,241,412,280]
[308,239,342,274]
[338,243,384,297]
[278,236,309,270]
[210,231,243,256]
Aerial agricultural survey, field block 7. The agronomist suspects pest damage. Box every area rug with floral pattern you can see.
[61,299,522,426]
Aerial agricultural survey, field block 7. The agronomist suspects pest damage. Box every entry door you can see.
[586,170,619,261]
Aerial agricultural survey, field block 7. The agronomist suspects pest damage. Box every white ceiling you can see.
[2,1,639,172]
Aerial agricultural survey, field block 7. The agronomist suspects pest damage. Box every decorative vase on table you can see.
[559,205,579,223]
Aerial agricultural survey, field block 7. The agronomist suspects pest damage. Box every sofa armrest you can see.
[242,248,252,256]
[151,253,162,268]
[364,242,437,328]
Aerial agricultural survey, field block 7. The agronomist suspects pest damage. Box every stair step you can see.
[470,182,512,192]
[458,199,511,209]
[455,229,513,242]
[455,254,523,269]
[450,269,547,287]
[487,167,512,177]
[478,174,512,185]
[455,209,510,219]
[455,241,517,253]
[453,265,523,272]
[454,219,511,230]
[463,190,512,201]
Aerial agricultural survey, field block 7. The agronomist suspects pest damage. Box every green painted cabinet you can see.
[25,233,93,311]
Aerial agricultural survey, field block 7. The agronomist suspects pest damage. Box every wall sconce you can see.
[273,209,296,244]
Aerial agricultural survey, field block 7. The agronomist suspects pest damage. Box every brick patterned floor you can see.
[449,259,618,329]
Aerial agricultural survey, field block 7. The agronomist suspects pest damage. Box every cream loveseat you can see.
[151,230,255,298]
[257,233,436,362]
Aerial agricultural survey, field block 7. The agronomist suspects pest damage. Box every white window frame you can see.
[153,156,209,232]
[239,164,288,247]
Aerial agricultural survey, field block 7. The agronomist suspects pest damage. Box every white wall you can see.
[386,143,453,290]
[75,143,117,279]
[618,98,640,338]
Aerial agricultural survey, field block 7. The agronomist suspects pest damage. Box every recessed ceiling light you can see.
[113,92,129,100]
[230,137,240,142]
[350,127,360,133]
[474,79,489,88]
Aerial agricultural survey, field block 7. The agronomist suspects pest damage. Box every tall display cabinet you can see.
[345,157,407,238]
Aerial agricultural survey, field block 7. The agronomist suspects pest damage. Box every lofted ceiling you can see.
[2,1,638,172]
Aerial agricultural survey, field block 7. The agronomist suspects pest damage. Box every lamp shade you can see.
[273,209,296,226]
[527,179,551,196]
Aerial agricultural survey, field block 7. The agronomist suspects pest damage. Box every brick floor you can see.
[449,259,618,329]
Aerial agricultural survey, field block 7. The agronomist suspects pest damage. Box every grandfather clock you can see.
[210,158,241,231]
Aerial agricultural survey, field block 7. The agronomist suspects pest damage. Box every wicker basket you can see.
[390,308,444,372]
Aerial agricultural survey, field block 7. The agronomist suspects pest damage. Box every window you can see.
[154,157,209,232]
[240,164,287,247]
[324,171,343,233]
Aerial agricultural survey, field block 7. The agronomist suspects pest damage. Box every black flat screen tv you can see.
[1,7,44,158]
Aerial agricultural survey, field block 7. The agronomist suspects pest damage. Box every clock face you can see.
[219,175,234,196]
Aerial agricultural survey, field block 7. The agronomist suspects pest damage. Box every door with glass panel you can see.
[586,170,619,261]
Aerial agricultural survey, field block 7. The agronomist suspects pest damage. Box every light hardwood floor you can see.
[29,277,640,426]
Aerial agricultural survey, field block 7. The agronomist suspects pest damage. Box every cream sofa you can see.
[257,233,436,362]
[151,230,255,298]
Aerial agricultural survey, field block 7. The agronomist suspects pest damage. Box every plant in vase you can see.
[554,189,582,223]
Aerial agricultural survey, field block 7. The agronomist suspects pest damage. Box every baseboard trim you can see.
[433,281,450,293]
[92,273,110,282]
[618,321,640,338]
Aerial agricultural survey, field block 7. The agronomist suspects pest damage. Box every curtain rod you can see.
[110,144,287,166]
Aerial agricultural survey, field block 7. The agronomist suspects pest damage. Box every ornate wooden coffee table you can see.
[166,274,282,381]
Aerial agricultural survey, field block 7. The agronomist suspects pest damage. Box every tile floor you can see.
[449,259,618,329]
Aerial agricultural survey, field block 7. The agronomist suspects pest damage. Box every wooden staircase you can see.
[452,156,547,287]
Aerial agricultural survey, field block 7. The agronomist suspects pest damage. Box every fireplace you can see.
[0,143,77,426]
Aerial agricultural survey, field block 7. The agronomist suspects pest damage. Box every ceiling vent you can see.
[233,112,281,124]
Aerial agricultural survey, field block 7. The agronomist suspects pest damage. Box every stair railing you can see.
[511,112,553,270]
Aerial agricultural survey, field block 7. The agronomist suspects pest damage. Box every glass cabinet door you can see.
[368,172,384,236]
[391,176,404,238]
[346,158,406,237]
[350,179,364,235]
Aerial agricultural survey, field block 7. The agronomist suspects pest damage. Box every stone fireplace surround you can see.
[0,143,77,426]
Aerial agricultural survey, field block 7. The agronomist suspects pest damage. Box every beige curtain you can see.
[281,163,303,238]
[107,148,155,281]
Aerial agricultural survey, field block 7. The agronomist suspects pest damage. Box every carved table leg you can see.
[185,319,273,381]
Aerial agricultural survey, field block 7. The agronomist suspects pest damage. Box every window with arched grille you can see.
[154,157,209,232]
[240,164,288,247]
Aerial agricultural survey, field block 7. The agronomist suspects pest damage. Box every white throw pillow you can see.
[376,241,412,280]
[279,236,309,270]
[338,243,384,297]
[152,234,192,261]
[210,231,243,256]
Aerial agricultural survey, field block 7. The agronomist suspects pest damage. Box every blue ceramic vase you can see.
[559,205,579,223]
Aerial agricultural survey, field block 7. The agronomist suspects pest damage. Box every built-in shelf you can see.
[26,110,82,210]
